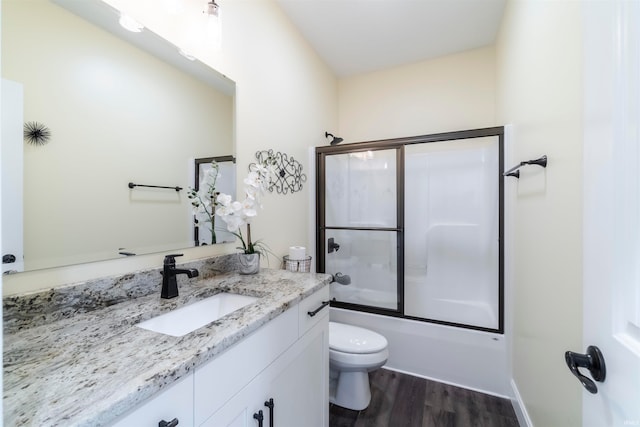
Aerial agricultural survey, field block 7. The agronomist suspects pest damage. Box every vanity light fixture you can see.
[325,132,344,145]
[118,12,144,33]
[205,0,222,50]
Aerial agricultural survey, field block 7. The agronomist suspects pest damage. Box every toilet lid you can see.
[329,322,388,354]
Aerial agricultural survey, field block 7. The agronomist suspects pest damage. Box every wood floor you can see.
[329,369,520,427]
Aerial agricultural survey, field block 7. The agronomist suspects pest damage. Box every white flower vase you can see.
[238,253,260,275]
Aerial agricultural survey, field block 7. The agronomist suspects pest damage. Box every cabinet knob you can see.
[253,409,264,427]
[158,418,179,427]
[265,398,274,426]
[307,300,330,317]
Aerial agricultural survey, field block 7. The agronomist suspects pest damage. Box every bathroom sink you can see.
[137,293,259,337]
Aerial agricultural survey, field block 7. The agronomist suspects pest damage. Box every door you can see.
[316,128,504,329]
[269,317,329,427]
[404,137,501,331]
[1,79,24,273]
[321,148,401,312]
[582,0,640,425]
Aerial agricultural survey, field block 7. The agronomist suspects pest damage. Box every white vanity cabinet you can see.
[197,286,330,427]
[108,285,329,427]
[111,372,194,427]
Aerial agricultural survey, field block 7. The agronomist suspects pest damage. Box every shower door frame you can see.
[316,126,505,334]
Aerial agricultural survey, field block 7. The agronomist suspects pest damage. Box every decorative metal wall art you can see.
[252,149,306,194]
[24,121,52,146]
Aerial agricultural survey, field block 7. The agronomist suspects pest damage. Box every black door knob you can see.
[565,345,606,394]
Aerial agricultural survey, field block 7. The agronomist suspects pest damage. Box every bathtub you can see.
[330,307,510,397]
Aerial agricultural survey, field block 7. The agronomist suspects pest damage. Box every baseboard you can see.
[510,379,533,427]
[381,366,512,400]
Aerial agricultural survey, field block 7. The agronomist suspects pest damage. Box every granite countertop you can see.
[3,267,331,426]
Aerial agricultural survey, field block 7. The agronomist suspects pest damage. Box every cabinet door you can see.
[199,290,329,427]
[194,308,298,425]
[111,372,194,427]
[204,317,329,427]
[199,377,268,427]
[268,316,329,427]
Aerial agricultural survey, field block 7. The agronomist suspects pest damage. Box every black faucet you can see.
[161,254,199,299]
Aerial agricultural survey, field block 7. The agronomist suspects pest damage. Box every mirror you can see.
[1,0,235,273]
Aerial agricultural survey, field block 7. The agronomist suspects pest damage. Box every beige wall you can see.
[3,0,337,294]
[496,1,583,425]
[338,46,497,142]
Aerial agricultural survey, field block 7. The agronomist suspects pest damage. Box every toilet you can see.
[329,321,389,410]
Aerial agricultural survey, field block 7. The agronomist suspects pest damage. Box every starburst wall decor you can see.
[24,121,52,146]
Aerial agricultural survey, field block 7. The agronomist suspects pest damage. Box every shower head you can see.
[325,132,344,145]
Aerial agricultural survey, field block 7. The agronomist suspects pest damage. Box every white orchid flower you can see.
[242,205,257,218]
[214,159,275,252]
[223,215,244,232]
[186,160,222,244]
[216,193,232,206]
[215,205,233,217]
[230,200,243,211]
[245,185,258,200]
[243,172,260,188]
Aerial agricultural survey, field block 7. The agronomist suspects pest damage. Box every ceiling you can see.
[275,0,507,77]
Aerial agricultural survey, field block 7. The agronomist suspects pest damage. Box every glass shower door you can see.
[322,149,400,311]
[404,137,500,330]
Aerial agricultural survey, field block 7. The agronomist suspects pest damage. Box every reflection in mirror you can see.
[0,0,235,273]
[192,156,236,246]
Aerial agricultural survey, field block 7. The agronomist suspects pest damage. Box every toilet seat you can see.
[329,322,388,354]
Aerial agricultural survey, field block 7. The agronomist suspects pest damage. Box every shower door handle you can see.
[328,238,340,253]
[564,345,606,394]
